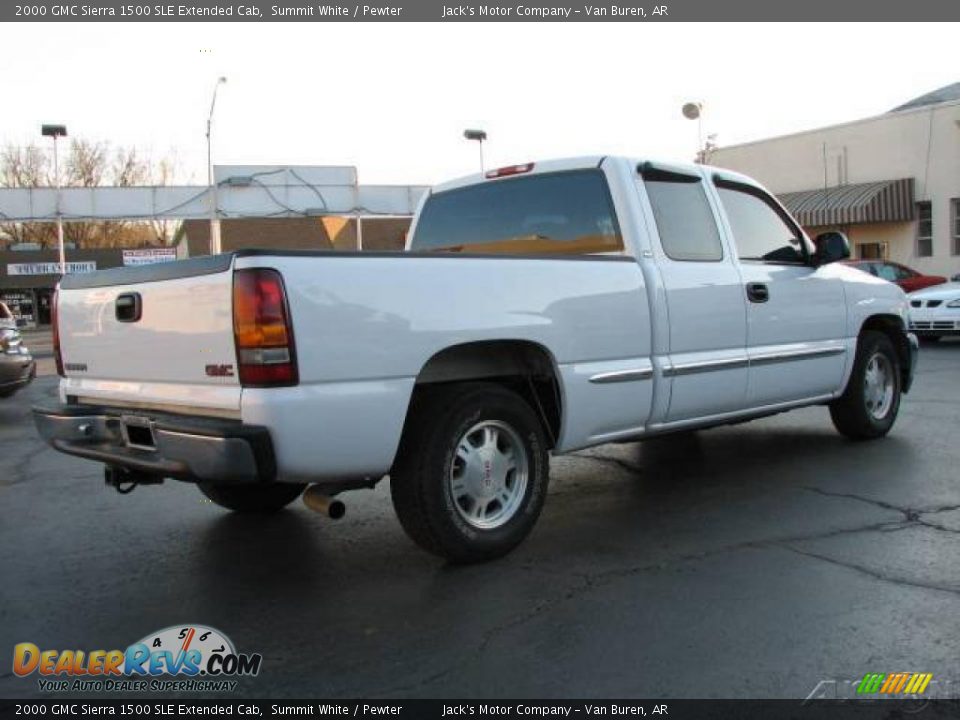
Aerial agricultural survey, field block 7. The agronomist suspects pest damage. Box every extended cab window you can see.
[715,180,806,264]
[643,171,722,261]
[410,170,623,255]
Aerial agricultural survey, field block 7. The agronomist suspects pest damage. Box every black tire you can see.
[390,382,550,564]
[829,330,901,440]
[198,482,305,513]
[918,335,941,344]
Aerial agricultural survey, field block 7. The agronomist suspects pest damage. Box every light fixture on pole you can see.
[206,76,227,254]
[682,102,705,163]
[463,129,487,173]
[41,124,68,274]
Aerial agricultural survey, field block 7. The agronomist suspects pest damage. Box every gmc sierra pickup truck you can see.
[34,156,918,562]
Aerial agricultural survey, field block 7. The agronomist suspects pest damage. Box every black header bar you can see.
[4,0,959,22]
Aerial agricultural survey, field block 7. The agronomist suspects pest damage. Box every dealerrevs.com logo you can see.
[13,624,262,693]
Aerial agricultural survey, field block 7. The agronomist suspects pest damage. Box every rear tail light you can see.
[485,163,535,179]
[52,287,64,377]
[232,268,298,387]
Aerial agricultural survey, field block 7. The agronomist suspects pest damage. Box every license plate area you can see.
[121,414,157,451]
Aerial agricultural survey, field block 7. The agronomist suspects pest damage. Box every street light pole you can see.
[206,76,227,255]
[463,129,487,173]
[41,124,68,274]
[682,102,704,163]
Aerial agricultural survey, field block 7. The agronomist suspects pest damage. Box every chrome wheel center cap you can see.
[448,420,530,530]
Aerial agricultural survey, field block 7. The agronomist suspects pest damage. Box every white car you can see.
[908,281,960,342]
[34,156,918,563]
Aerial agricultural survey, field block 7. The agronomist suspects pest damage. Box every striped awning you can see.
[778,178,915,227]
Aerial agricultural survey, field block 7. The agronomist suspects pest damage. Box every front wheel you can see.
[829,330,902,440]
[390,382,550,563]
[198,482,306,513]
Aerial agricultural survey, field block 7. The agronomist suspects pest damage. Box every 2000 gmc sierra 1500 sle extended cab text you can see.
[34,156,918,562]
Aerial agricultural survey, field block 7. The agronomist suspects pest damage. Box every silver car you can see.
[0,328,36,398]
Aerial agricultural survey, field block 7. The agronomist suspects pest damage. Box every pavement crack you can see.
[372,516,918,695]
[372,590,576,696]
[803,487,960,528]
[916,519,960,535]
[922,503,960,515]
[777,544,960,598]
[803,486,909,515]
[2,442,51,487]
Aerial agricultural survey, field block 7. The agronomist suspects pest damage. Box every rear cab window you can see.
[641,166,723,262]
[410,169,624,255]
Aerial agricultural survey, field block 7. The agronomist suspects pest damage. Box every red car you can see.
[844,260,947,292]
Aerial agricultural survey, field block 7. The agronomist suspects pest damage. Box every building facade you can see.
[0,247,178,328]
[710,84,960,278]
[177,216,412,257]
[0,248,127,328]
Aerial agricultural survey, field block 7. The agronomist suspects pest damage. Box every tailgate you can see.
[57,255,241,417]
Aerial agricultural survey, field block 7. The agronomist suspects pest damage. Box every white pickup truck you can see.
[34,156,918,563]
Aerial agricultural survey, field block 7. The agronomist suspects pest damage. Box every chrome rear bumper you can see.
[33,403,276,484]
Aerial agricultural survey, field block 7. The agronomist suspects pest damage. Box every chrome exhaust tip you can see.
[302,484,346,520]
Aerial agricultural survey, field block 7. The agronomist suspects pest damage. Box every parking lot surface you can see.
[1,341,958,699]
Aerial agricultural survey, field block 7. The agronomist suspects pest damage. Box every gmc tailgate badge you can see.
[205,364,235,377]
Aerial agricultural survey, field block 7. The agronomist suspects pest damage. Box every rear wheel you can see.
[390,382,550,563]
[198,482,305,513]
[829,331,901,440]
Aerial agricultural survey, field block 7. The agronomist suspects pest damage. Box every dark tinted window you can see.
[894,263,916,280]
[875,264,900,282]
[716,183,805,264]
[645,177,722,261]
[411,170,623,255]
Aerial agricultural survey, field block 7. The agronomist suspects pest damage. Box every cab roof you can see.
[430,155,765,195]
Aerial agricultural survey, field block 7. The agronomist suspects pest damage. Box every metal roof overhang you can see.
[778,178,915,227]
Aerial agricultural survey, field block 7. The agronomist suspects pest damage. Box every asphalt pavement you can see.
[1,341,958,700]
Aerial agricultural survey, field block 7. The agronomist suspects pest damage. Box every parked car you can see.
[0,302,17,331]
[34,157,917,563]
[0,328,36,398]
[844,259,947,293]
[907,281,960,342]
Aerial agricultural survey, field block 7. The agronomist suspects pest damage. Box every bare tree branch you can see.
[0,139,182,250]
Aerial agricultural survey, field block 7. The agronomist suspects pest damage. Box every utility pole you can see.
[206,77,227,254]
[42,124,68,274]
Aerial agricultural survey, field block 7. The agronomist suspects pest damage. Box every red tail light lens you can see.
[233,269,298,387]
[52,288,64,377]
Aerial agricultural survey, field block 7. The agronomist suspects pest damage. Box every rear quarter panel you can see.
[235,253,653,481]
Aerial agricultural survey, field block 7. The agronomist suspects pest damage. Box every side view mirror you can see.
[813,231,851,265]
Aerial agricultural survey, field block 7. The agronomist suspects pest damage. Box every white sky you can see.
[2,22,957,186]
